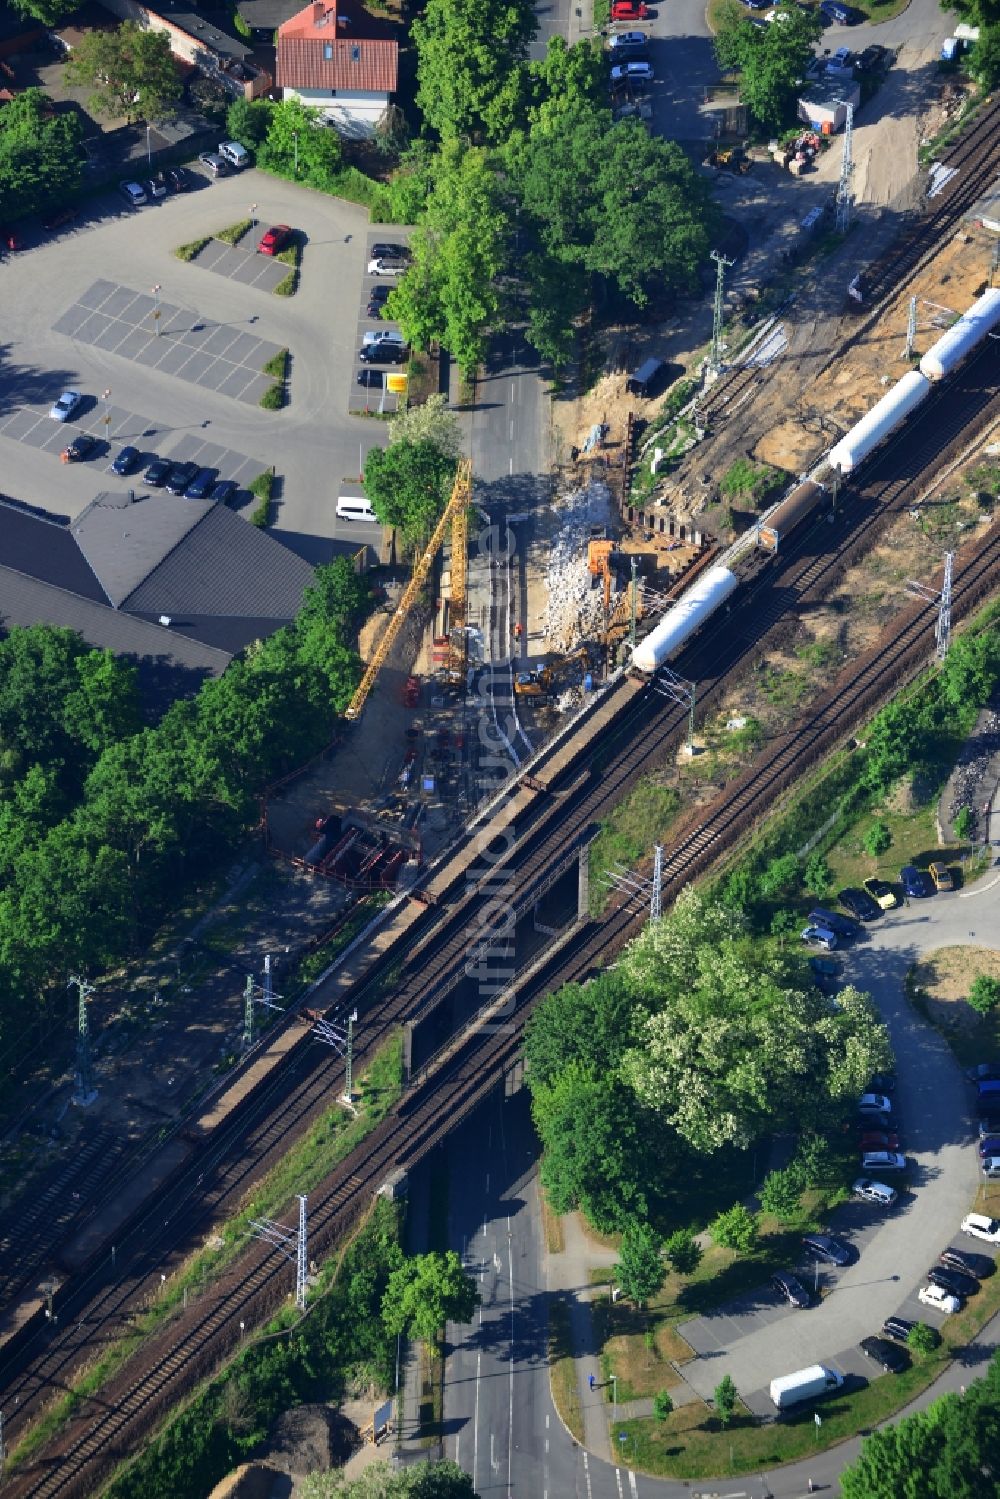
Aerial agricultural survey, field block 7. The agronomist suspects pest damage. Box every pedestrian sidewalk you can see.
[546,1212,617,1461]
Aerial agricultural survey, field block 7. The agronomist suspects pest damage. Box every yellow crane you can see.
[345,459,472,721]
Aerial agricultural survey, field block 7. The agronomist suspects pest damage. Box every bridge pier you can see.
[577,844,590,919]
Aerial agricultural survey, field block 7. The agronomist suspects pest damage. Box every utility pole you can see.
[651,845,664,924]
[708,250,734,378]
[342,1009,358,1105]
[905,295,918,360]
[250,1196,309,1311]
[68,975,97,1106]
[835,102,854,236]
[242,974,256,1052]
[296,1195,308,1311]
[936,551,953,660]
[629,555,638,657]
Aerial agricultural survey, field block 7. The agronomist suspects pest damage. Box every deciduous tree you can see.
[411,0,536,142]
[615,1222,666,1306]
[714,1373,738,1428]
[714,4,823,129]
[388,393,462,460]
[381,1252,479,1343]
[709,1204,758,1254]
[64,22,182,123]
[363,439,457,545]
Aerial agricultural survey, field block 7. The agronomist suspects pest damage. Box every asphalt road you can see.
[0,169,391,562]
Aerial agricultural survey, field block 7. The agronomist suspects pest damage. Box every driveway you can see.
[677,868,999,1407]
[0,169,393,563]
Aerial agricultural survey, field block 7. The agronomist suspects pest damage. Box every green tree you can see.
[792,1133,836,1189]
[653,1389,674,1422]
[526,36,606,129]
[387,393,462,460]
[363,439,457,545]
[0,87,83,221]
[907,1322,941,1360]
[970,27,1000,89]
[258,97,342,183]
[804,851,833,898]
[757,1166,802,1219]
[64,22,182,123]
[663,1228,702,1276]
[713,3,823,129]
[524,970,637,1091]
[7,0,69,25]
[714,1373,738,1429]
[226,96,272,146]
[411,0,536,142]
[760,852,799,898]
[968,975,1000,1015]
[381,1252,479,1344]
[709,1204,758,1254]
[302,1459,478,1498]
[953,805,973,840]
[864,820,892,857]
[614,1222,666,1306]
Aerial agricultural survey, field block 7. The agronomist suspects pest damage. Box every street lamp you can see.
[250,202,257,231]
[292,131,299,175]
[610,1372,618,1425]
[151,283,161,338]
[146,122,152,167]
[101,388,112,438]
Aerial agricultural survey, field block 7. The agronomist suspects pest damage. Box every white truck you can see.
[769,1364,844,1411]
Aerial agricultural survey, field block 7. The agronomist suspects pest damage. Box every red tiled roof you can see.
[277,34,397,93]
[276,0,397,93]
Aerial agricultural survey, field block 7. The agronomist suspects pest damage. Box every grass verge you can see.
[262,348,289,380]
[216,218,252,246]
[588,780,682,915]
[259,382,285,410]
[248,468,274,527]
[549,1298,586,1444]
[273,269,298,297]
[7,1032,404,1474]
[173,235,210,261]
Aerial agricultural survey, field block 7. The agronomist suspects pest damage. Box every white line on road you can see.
[616,1469,624,1497]
[510,419,515,441]
[629,1472,638,1497]
[510,382,515,403]
[583,1450,593,1499]
[960,873,1000,897]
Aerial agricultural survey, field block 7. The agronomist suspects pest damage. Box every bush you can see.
[709,1203,758,1254]
[804,852,833,899]
[173,236,209,261]
[954,805,973,840]
[719,458,782,507]
[248,469,274,527]
[968,976,1000,1016]
[907,1321,941,1359]
[757,1167,802,1220]
[863,820,892,857]
[663,1228,701,1276]
[653,1389,673,1422]
[714,1373,737,1428]
[262,348,289,380]
[216,219,252,246]
[273,269,298,297]
[259,382,284,410]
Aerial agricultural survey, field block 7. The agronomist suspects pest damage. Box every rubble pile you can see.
[540,481,613,653]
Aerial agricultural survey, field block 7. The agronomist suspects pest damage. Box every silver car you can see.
[49,388,82,422]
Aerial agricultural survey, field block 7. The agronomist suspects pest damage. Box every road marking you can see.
[960,873,1000,897]
[616,1470,624,1497]
[509,455,513,475]
[583,1451,593,1499]
[510,382,515,403]
[510,419,515,442]
[629,1472,638,1497]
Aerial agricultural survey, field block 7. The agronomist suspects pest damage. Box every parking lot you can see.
[0,168,406,554]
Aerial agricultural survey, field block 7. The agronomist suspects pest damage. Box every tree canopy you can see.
[8,0,68,25]
[381,1251,479,1342]
[363,438,457,545]
[713,2,822,128]
[64,22,182,123]
[411,0,536,143]
[0,88,83,222]
[257,97,342,183]
[303,1460,478,1499]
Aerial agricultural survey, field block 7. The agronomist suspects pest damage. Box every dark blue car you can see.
[900,865,933,898]
[111,445,141,475]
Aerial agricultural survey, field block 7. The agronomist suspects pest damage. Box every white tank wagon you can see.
[919,288,1000,381]
[828,369,931,475]
[630,564,739,674]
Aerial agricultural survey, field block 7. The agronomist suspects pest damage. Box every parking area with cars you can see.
[347,234,412,417]
[180,237,291,294]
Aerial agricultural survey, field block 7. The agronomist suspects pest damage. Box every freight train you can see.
[630,289,1000,677]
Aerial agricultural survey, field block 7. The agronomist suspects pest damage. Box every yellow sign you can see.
[386,373,409,393]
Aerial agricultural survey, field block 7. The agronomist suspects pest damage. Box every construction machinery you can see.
[345,459,472,721]
[704,144,752,174]
[514,647,590,698]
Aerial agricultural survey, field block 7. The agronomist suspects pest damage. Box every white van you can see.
[218,140,249,169]
[336,495,376,522]
[769,1365,844,1411]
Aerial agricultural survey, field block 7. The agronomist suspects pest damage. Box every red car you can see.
[611,0,650,17]
[258,223,293,256]
[858,1130,900,1151]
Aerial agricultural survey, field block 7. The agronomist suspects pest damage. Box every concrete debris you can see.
[541,481,614,654]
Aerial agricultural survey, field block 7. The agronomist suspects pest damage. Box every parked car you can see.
[858,1131,900,1151]
[210,479,238,506]
[61,433,97,463]
[809,955,840,987]
[359,342,408,365]
[802,1233,853,1267]
[258,224,293,256]
[357,369,384,387]
[868,1071,897,1095]
[362,329,408,349]
[164,166,194,192]
[969,1063,1000,1084]
[863,878,899,910]
[740,0,770,9]
[857,43,892,71]
[829,45,854,68]
[858,1093,893,1116]
[860,1336,907,1373]
[608,29,648,48]
[610,60,653,81]
[802,925,838,951]
[147,175,168,200]
[861,1150,906,1172]
[119,180,147,207]
[982,1156,1000,1178]
[370,241,410,260]
[807,908,860,940]
[858,1111,894,1133]
[42,205,78,232]
[881,1315,915,1343]
[218,140,250,169]
[962,1213,1000,1244]
[198,152,230,177]
[978,1136,1000,1158]
[367,287,393,317]
[49,389,82,422]
[111,445,141,475]
[927,1265,979,1299]
[143,458,171,487]
[367,256,409,275]
[165,460,199,495]
[184,466,218,500]
[610,0,649,16]
[838,887,882,922]
[900,865,934,898]
[939,1247,994,1278]
[918,1283,960,1314]
[819,0,858,22]
[852,1177,897,1208]
[928,861,954,892]
[770,1270,811,1308]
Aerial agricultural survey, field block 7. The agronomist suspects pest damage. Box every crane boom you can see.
[344,459,472,721]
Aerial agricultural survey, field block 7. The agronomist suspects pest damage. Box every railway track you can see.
[3,341,998,1475]
[9,507,999,1499]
